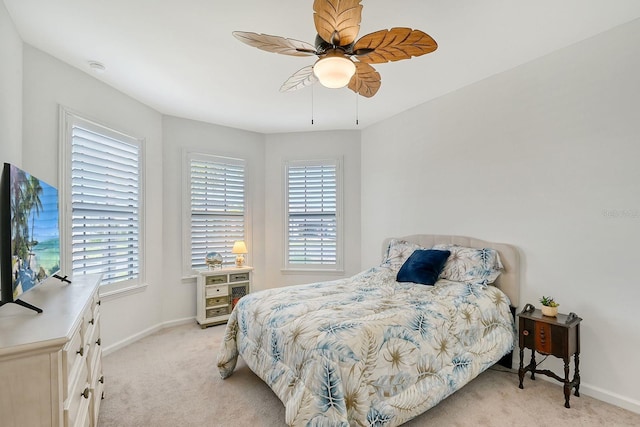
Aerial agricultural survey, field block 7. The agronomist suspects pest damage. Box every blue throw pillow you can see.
[396,249,451,286]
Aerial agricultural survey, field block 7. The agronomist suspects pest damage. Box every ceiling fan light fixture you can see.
[313,54,356,89]
[234,1,438,98]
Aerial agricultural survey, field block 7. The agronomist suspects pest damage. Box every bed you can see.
[217,234,519,426]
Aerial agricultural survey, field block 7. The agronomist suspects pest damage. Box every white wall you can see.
[361,20,640,412]
[161,115,265,318]
[13,42,360,350]
[0,1,22,165]
[21,45,165,349]
[264,131,361,288]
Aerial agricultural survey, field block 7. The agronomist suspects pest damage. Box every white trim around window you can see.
[181,151,249,278]
[283,158,343,272]
[59,106,146,296]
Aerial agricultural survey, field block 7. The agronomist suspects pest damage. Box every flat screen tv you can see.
[0,162,61,313]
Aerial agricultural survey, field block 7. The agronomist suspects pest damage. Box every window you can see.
[184,153,246,274]
[60,108,144,291]
[284,159,342,271]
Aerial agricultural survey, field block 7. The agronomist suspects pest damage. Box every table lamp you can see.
[232,241,247,267]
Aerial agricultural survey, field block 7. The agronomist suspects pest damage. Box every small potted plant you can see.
[539,296,559,317]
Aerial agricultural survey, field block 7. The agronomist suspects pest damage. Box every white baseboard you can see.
[525,374,640,415]
[103,316,195,356]
[160,316,197,330]
[509,351,639,415]
[580,382,640,415]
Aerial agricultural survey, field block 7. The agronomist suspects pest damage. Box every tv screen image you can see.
[10,164,60,296]
[0,163,61,312]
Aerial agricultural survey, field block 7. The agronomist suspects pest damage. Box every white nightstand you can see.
[196,266,253,328]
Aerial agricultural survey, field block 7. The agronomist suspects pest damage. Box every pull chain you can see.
[311,84,315,125]
[355,92,359,126]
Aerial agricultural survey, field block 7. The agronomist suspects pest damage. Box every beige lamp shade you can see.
[232,241,247,254]
[232,241,247,267]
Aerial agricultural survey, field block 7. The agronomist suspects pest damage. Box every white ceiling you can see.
[5,0,640,134]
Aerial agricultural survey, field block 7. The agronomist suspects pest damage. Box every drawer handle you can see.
[99,375,105,384]
[96,338,102,346]
[522,330,529,336]
[81,387,90,399]
[77,347,84,357]
[89,318,95,325]
[97,300,101,306]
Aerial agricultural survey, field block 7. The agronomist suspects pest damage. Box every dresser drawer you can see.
[63,326,85,400]
[205,274,227,285]
[86,313,101,370]
[83,301,96,331]
[89,339,103,387]
[90,353,105,426]
[91,292,101,314]
[205,285,229,298]
[89,294,100,332]
[71,397,91,427]
[64,360,89,427]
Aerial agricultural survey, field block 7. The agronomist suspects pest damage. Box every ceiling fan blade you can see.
[233,31,317,57]
[280,65,318,92]
[313,0,363,46]
[348,62,381,98]
[353,28,437,64]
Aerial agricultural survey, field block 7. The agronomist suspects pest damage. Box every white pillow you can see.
[381,239,422,269]
[432,244,503,284]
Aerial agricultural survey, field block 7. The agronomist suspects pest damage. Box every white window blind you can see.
[285,160,341,269]
[70,124,142,286]
[189,155,245,270]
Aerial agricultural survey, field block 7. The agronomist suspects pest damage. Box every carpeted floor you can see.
[98,322,640,427]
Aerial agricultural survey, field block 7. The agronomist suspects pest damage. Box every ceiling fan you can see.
[233,0,437,98]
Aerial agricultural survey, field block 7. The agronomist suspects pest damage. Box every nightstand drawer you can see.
[230,272,249,282]
[520,318,571,358]
[205,275,227,285]
[206,306,230,318]
[534,322,552,354]
[206,296,228,308]
[205,285,229,298]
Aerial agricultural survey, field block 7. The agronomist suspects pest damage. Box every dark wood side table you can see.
[518,306,582,408]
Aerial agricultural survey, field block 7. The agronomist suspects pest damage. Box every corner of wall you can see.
[0,1,23,165]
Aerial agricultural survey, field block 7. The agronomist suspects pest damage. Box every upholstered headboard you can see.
[382,235,520,307]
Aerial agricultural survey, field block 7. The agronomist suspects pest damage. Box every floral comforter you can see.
[217,266,515,427]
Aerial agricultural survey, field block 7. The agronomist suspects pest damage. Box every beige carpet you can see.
[98,322,640,427]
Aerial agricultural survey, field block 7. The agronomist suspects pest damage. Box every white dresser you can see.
[0,274,104,427]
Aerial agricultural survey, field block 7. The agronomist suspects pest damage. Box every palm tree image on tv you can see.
[10,167,60,297]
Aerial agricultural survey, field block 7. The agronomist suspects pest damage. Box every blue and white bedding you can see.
[217,265,515,426]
